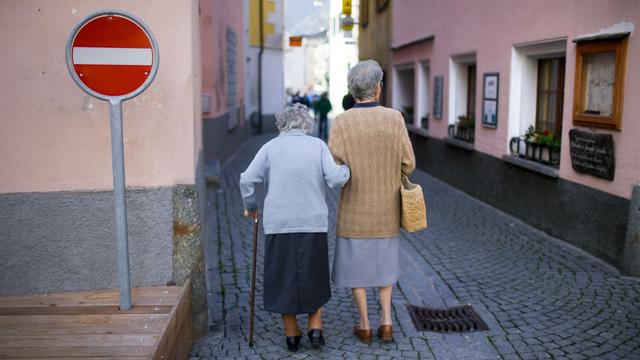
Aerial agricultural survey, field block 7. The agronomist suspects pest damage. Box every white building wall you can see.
[284,46,305,94]
[244,0,286,117]
[328,0,359,116]
[246,48,285,115]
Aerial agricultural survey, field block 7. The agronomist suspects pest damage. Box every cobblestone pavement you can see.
[190,135,640,360]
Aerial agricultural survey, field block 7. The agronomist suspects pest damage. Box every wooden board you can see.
[0,287,181,308]
[0,314,168,335]
[0,282,193,359]
[0,305,172,316]
[149,280,192,360]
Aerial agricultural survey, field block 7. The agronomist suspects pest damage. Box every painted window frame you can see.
[572,37,628,130]
[466,64,477,120]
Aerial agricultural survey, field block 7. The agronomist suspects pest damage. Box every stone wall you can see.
[409,134,631,270]
[0,184,208,335]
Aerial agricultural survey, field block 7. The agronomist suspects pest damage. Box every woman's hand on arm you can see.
[321,142,350,189]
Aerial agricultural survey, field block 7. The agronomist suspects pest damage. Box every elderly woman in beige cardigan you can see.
[329,60,416,343]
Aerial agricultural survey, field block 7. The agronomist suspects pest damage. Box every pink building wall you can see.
[200,0,245,120]
[391,0,640,199]
[0,0,202,193]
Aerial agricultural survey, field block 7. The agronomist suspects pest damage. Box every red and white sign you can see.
[70,14,154,97]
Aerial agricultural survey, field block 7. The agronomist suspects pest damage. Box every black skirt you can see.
[263,232,331,315]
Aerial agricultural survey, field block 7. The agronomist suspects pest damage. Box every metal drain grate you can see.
[406,304,489,333]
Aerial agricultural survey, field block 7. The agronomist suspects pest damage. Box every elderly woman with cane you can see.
[239,104,350,352]
[329,60,416,343]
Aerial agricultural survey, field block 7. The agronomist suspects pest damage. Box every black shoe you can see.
[307,329,325,349]
[286,335,302,352]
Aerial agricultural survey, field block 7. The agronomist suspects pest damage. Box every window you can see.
[360,0,369,28]
[573,36,628,130]
[448,54,476,144]
[466,65,476,119]
[507,40,567,168]
[393,65,415,125]
[536,57,565,136]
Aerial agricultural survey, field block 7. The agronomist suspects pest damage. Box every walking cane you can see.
[248,210,259,347]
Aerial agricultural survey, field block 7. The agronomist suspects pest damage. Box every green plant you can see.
[524,125,536,142]
[524,127,561,150]
[457,115,475,129]
[536,129,561,150]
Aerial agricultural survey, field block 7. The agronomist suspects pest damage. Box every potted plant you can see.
[512,126,561,165]
[455,115,475,142]
[536,129,561,164]
[524,125,536,159]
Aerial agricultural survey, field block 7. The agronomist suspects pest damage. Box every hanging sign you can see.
[343,0,352,16]
[289,36,302,47]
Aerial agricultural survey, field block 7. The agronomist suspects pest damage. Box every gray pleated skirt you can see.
[263,232,331,315]
[331,236,400,288]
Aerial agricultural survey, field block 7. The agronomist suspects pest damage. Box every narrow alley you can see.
[190,135,640,359]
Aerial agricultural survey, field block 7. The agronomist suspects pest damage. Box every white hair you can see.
[275,104,314,133]
[348,60,383,100]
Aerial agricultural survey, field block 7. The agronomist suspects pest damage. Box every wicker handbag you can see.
[400,175,427,232]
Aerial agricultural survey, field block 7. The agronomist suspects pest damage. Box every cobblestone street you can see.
[190,135,640,360]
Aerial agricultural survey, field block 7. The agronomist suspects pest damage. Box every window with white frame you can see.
[448,53,477,143]
[508,39,567,166]
[417,62,430,129]
[392,64,415,125]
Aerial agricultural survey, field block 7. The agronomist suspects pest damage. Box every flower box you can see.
[448,124,475,143]
[509,137,560,166]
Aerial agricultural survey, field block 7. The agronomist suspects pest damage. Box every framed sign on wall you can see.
[433,75,443,120]
[482,73,499,128]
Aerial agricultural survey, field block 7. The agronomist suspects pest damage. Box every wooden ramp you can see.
[0,280,193,359]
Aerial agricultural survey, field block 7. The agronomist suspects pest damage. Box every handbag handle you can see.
[401,174,416,190]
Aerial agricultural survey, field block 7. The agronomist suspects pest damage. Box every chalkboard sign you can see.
[569,129,615,180]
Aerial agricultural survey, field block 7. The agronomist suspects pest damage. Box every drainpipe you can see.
[257,0,264,134]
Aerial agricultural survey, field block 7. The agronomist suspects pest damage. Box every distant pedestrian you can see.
[342,93,355,111]
[291,91,304,105]
[239,104,350,352]
[329,60,415,344]
[313,92,332,141]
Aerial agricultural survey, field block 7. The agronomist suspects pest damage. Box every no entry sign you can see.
[66,10,158,100]
[65,10,159,311]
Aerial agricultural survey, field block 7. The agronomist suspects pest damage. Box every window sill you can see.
[406,125,429,137]
[502,155,559,179]
[443,136,475,151]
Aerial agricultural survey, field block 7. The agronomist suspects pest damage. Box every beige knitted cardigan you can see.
[328,105,416,238]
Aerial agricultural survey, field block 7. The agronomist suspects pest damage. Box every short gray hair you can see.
[348,60,383,100]
[275,104,314,133]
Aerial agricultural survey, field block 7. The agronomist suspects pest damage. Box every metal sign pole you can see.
[109,99,132,310]
[66,9,159,312]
